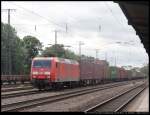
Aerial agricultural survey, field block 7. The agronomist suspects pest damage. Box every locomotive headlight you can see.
[44,72,50,75]
[32,71,38,75]
[47,76,50,78]
[32,75,36,78]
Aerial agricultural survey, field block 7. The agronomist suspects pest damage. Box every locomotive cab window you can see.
[33,60,51,68]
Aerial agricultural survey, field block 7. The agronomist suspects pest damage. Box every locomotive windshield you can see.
[33,60,51,68]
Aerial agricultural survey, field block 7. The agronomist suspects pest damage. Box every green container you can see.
[109,67,117,79]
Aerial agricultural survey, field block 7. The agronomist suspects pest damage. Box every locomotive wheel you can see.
[38,88,42,91]
[45,85,51,91]
[21,81,24,84]
[38,85,42,91]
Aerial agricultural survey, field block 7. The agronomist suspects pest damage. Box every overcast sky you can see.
[1,1,149,67]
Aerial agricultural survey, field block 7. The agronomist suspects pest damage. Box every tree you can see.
[140,64,149,77]
[41,44,79,60]
[1,22,25,74]
[1,23,43,75]
[23,35,43,74]
[23,36,43,58]
[64,49,79,60]
[11,38,27,74]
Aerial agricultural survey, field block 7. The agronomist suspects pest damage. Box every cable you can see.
[8,3,99,39]
[104,2,136,39]
[12,2,66,31]
[10,16,45,37]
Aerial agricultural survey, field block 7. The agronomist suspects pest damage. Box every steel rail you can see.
[2,81,132,112]
[1,89,41,99]
[2,86,33,92]
[1,80,133,99]
[115,84,148,112]
[2,82,31,88]
[84,83,147,113]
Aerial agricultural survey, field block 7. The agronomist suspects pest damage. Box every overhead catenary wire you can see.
[104,2,138,45]
[12,2,102,36]
[104,2,140,63]
[104,2,129,32]
[10,16,53,39]
[11,2,66,31]
[4,3,101,40]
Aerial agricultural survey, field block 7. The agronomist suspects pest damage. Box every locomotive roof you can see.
[33,57,53,60]
[33,57,79,65]
[56,57,79,65]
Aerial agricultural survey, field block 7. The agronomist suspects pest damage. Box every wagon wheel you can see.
[1,81,3,85]
[14,80,16,84]
[21,77,24,84]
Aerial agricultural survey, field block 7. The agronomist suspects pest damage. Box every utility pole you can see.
[54,30,58,45]
[52,30,59,56]
[105,52,107,61]
[2,9,16,25]
[50,29,59,46]
[99,25,101,32]
[78,41,84,79]
[95,49,99,59]
[79,41,84,59]
[63,45,71,58]
[66,23,68,33]
[98,17,101,32]
[2,9,16,75]
[115,56,117,66]
[35,25,36,31]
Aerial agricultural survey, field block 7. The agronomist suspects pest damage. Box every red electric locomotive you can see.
[31,57,80,89]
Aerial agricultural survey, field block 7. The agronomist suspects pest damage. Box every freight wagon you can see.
[109,66,118,81]
[130,69,145,80]
[1,75,30,85]
[79,59,109,86]
[118,67,128,81]
[126,70,132,80]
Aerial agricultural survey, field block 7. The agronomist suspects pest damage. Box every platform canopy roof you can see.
[115,1,149,55]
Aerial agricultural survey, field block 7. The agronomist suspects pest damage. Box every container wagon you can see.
[109,66,118,81]
[79,59,109,86]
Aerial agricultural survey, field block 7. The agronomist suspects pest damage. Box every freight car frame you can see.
[1,75,30,85]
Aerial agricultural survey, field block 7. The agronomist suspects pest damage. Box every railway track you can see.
[2,82,31,88]
[84,83,147,113]
[1,80,133,99]
[2,86,33,93]
[1,89,41,99]
[1,81,135,112]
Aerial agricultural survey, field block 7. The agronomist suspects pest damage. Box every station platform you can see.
[123,86,149,112]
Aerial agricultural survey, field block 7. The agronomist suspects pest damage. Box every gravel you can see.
[21,81,144,112]
[2,81,131,105]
